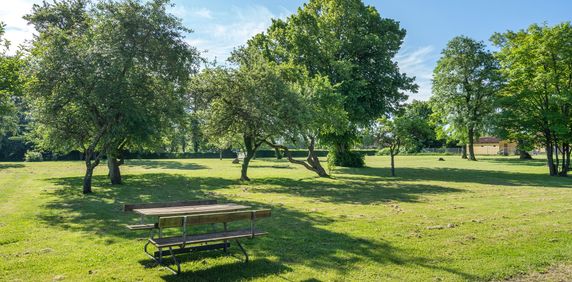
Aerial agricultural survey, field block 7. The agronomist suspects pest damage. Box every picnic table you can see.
[123,200,271,274]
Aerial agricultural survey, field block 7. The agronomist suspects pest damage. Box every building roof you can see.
[477,137,501,144]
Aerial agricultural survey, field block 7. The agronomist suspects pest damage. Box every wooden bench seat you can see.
[126,223,156,230]
[149,229,267,247]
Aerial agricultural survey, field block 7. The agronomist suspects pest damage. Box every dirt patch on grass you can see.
[503,264,572,281]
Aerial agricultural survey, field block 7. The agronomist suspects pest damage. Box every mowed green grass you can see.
[1,155,572,281]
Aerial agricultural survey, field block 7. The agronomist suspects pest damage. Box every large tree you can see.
[26,0,198,193]
[248,0,416,167]
[492,22,572,176]
[191,49,300,181]
[432,36,502,161]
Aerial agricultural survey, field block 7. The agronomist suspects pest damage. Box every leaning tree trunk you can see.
[264,137,329,177]
[461,145,468,159]
[306,137,328,177]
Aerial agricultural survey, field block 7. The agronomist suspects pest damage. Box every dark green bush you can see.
[328,149,365,167]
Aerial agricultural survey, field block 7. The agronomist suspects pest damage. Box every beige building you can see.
[473,137,517,155]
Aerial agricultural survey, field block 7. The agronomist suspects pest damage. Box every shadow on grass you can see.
[126,160,208,170]
[336,166,572,188]
[251,177,463,204]
[479,157,548,167]
[0,163,24,169]
[40,172,478,280]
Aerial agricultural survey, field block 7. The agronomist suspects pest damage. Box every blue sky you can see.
[2,0,571,100]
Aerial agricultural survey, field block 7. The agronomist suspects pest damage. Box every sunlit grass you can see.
[1,155,572,281]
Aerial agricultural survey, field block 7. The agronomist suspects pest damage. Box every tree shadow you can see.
[126,160,208,170]
[0,163,24,169]
[152,258,291,281]
[39,172,478,280]
[336,166,572,188]
[251,177,464,204]
[248,164,293,169]
[40,173,238,239]
[479,157,548,167]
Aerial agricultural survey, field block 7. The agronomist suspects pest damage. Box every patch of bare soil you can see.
[502,264,572,282]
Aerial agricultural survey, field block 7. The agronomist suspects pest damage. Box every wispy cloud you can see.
[396,45,437,101]
[188,5,291,62]
[192,7,213,19]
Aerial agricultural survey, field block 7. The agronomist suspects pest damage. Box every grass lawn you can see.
[1,155,572,281]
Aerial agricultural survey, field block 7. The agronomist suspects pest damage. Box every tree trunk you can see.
[560,143,569,176]
[390,153,395,177]
[306,136,328,177]
[546,139,557,176]
[240,135,258,181]
[461,145,468,159]
[263,137,329,177]
[83,164,94,194]
[240,153,253,181]
[107,156,122,185]
[467,127,477,161]
[83,149,101,194]
[219,149,223,160]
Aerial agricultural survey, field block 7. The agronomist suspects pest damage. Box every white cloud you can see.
[189,5,291,62]
[396,45,437,101]
[192,7,212,19]
[0,0,42,54]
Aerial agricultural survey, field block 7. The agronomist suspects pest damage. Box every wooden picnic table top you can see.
[133,203,251,217]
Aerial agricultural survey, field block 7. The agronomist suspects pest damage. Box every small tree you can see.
[374,118,402,177]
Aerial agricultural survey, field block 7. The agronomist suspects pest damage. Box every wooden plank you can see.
[185,210,254,225]
[133,203,250,216]
[149,229,268,247]
[126,223,156,230]
[159,209,272,228]
[123,200,217,212]
[253,209,271,219]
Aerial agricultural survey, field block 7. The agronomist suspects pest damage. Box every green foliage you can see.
[492,22,572,175]
[24,0,199,189]
[0,22,25,138]
[431,36,502,159]
[327,148,365,167]
[24,150,43,162]
[248,0,416,166]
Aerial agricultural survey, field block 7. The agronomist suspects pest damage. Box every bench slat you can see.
[149,229,267,247]
[123,200,217,212]
[126,223,156,230]
[159,209,272,228]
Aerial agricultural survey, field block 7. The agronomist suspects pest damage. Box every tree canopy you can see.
[492,22,572,176]
[25,0,199,193]
[432,36,502,161]
[248,0,416,167]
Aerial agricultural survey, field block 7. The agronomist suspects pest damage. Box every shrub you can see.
[328,149,365,167]
[24,151,44,162]
[376,148,391,156]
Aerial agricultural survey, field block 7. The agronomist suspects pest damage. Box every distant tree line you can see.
[1,0,571,195]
